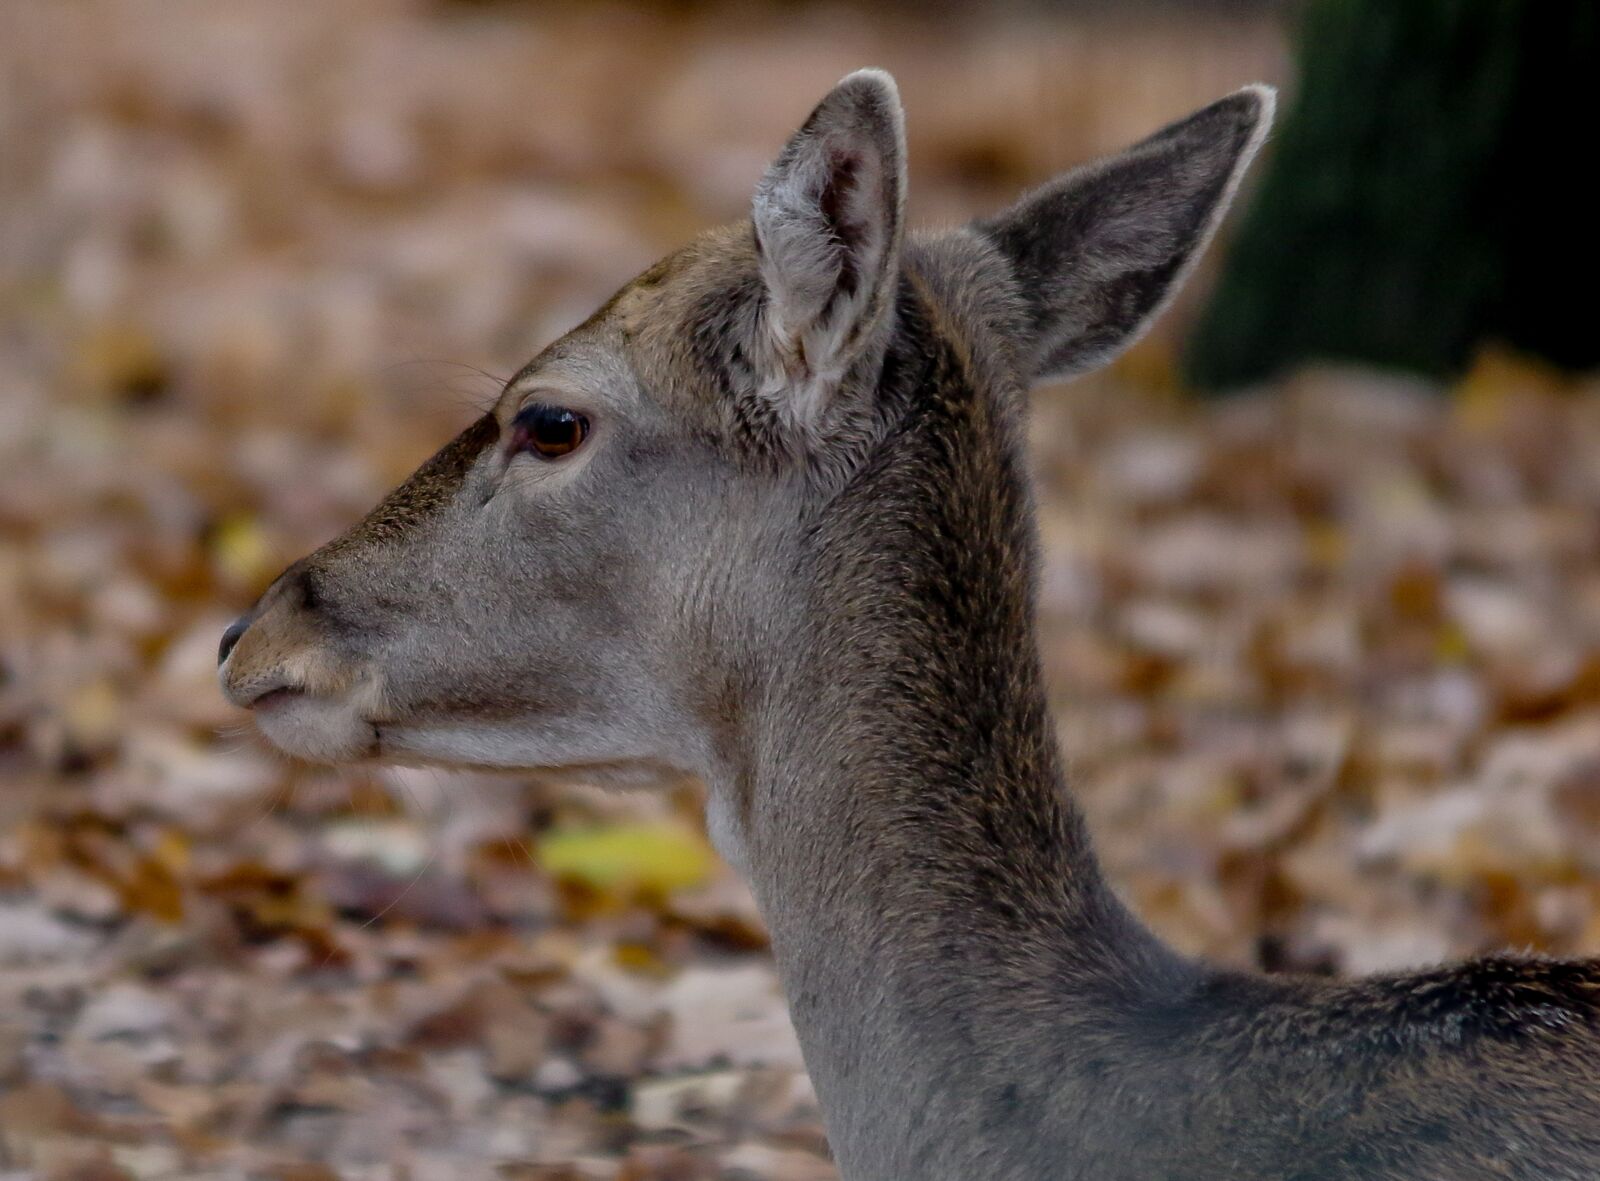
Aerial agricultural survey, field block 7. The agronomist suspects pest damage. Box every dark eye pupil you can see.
[513,404,589,459]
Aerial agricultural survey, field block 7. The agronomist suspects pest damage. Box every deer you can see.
[218,71,1600,1179]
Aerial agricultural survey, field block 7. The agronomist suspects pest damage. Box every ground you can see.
[2,3,1598,1178]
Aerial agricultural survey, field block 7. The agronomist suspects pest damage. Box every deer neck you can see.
[698,296,1191,1176]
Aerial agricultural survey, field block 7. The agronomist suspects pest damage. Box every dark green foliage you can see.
[1185,0,1600,390]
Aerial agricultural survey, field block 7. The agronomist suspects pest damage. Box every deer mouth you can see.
[247,685,304,710]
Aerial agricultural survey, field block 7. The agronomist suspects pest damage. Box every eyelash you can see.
[510,403,591,460]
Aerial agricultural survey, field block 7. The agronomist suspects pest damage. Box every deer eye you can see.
[511,403,590,460]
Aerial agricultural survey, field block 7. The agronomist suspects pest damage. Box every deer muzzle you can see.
[217,576,384,763]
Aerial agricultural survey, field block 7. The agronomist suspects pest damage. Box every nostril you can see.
[218,617,249,666]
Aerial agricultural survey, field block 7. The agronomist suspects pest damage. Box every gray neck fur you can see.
[703,239,1186,1178]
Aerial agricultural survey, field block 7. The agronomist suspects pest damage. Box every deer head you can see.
[219,69,1272,822]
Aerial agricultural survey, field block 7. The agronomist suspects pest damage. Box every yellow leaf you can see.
[1433,623,1470,665]
[1453,346,1570,433]
[152,828,191,875]
[537,822,714,895]
[63,679,122,749]
[122,858,184,922]
[1111,334,1182,396]
[613,941,671,977]
[210,514,274,588]
[1304,521,1346,573]
[75,322,165,402]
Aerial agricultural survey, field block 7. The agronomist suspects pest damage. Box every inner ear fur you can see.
[750,68,908,428]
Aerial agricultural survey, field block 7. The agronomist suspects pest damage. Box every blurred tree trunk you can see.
[1184,0,1599,391]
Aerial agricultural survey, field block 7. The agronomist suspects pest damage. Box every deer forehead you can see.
[611,227,769,416]
[487,226,764,441]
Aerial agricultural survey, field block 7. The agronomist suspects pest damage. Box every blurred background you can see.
[2,1,1598,1177]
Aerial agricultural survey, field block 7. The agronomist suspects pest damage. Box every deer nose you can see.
[218,616,250,666]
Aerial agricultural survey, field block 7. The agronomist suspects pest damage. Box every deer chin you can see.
[369,720,691,787]
[251,689,380,765]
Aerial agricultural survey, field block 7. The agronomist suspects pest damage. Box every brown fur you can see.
[221,74,1600,1179]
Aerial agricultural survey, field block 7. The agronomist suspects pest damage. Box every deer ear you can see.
[752,69,906,428]
[979,86,1275,384]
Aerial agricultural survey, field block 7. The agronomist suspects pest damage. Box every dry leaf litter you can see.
[2,3,1597,1179]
